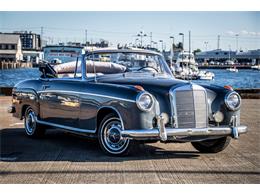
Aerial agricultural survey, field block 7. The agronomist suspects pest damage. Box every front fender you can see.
[12,87,40,119]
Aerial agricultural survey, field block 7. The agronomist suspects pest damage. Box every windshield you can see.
[85,52,173,77]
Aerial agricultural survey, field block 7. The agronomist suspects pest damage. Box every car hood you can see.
[96,73,188,92]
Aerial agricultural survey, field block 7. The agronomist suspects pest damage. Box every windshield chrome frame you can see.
[80,48,174,80]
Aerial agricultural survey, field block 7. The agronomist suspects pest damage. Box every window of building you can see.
[2,44,7,49]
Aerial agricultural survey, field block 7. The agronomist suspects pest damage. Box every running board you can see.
[36,118,96,134]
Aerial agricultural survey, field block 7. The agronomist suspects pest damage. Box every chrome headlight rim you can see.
[136,92,154,112]
[224,91,241,111]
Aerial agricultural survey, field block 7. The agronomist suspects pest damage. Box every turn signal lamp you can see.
[134,85,144,91]
[224,85,233,91]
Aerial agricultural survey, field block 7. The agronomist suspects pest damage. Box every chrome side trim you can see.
[37,90,136,103]
[36,118,96,134]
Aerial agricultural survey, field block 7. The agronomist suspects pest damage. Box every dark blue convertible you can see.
[9,48,247,156]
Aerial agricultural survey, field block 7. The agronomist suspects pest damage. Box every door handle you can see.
[42,85,50,90]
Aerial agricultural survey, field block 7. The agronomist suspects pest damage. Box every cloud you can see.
[226,30,235,36]
[226,30,260,36]
[240,30,248,35]
[249,31,257,36]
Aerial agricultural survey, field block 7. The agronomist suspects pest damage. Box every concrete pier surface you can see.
[0,96,259,183]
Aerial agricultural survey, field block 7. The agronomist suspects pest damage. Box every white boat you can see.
[198,71,215,80]
[174,51,199,79]
[226,67,238,72]
[251,65,260,70]
[225,60,235,65]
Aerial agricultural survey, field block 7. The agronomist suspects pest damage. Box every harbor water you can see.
[0,68,259,89]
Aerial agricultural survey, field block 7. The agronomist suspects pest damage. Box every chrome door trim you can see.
[38,90,136,103]
[36,118,96,134]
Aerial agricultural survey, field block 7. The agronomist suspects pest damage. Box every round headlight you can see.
[225,92,241,111]
[136,92,154,112]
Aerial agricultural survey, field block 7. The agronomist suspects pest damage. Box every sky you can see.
[0,11,259,51]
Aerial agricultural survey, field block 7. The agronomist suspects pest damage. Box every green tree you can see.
[193,48,202,55]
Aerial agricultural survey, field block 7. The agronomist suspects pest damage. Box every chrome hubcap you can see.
[102,118,129,153]
[25,109,36,134]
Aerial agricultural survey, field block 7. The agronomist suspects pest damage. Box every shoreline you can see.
[198,65,257,69]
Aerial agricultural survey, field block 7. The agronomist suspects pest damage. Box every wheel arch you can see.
[21,104,30,119]
[21,103,39,120]
[96,106,124,132]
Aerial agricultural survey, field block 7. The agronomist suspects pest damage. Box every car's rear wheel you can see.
[24,106,46,137]
[191,137,231,153]
[98,113,134,156]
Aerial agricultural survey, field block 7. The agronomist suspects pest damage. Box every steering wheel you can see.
[137,66,159,72]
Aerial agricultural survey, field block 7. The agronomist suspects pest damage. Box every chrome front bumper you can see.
[121,115,247,141]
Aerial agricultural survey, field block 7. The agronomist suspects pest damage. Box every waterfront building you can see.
[195,49,236,63]
[195,49,260,65]
[0,32,43,63]
[43,45,83,63]
[0,34,23,62]
[236,50,260,65]
[13,31,41,51]
[13,31,43,63]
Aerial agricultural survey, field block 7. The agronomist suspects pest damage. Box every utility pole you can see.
[189,30,191,65]
[85,29,88,46]
[169,36,174,67]
[40,26,43,46]
[150,32,153,48]
[137,31,147,48]
[179,33,184,51]
[179,33,184,72]
[217,35,220,50]
[228,45,231,61]
[189,31,191,54]
[159,40,163,52]
[170,36,174,51]
[204,41,208,51]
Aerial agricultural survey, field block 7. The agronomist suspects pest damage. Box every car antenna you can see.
[92,46,97,82]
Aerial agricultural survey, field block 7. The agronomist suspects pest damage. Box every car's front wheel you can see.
[24,106,46,137]
[98,113,135,156]
[191,137,231,153]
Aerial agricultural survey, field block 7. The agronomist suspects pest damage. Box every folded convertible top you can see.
[53,60,126,74]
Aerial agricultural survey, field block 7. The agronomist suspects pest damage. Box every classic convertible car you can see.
[9,48,247,156]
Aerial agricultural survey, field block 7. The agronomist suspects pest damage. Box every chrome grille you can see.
[171,84,207,128]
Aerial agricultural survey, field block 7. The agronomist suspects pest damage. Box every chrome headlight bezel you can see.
[224,91,241,111]
[136,92,154,112]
